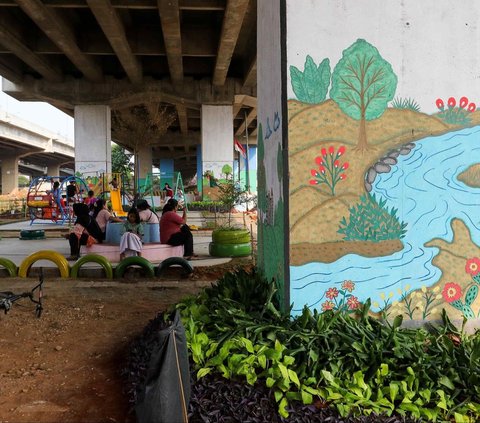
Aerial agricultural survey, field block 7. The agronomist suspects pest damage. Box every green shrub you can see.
[290,55,330,104]
[338,193,407,241]
[391,97,421,112]
[177,269,480,421]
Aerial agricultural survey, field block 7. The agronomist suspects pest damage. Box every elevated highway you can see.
[0,0,258,177]
[0,108,74,193]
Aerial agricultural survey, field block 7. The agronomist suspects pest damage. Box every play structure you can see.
[27,176,88,225]
[142,172,189,210]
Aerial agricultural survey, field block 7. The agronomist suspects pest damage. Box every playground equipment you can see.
[142,172,188,210]
[95,172,129,217]
[27,176,88,225]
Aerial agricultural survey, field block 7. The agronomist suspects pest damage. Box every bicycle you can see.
[0,268,44,318]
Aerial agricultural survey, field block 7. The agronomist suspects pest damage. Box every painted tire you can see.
[156,257,193,277]
[19,229,45,239]
[18,250,70,277]
[114,256,155,278]
[70,254,113,279]
[0,257,17,277]
[209,242,252,257]
[212,229,251,244]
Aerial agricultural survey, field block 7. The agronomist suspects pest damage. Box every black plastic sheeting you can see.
[135,310,190,423]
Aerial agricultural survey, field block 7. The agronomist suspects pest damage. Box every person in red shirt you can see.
[160,198,195,259]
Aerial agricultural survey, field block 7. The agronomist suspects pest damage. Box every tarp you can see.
[136,310,190,423]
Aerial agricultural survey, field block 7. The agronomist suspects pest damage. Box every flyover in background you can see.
[0,108,74,193]
[0,0,258,178]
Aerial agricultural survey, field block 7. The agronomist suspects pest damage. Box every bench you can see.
[81,243,184,263]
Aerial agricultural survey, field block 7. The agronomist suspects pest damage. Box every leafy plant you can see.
[391,97,421,112]
[338,193,407,241]
[309,145,349,195]
[435,96,476,125]
[290,55,331,104]
[215,174,249,227]
[331,39,397,150]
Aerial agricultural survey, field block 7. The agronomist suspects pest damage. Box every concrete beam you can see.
[0,14,62,82]
[213,0,249,86]
[2,77,254,109]
[15,0,103,82]
[87,0,143,84]
[235,107,256,136]
[243,56,256,88]
[158,0,183,85]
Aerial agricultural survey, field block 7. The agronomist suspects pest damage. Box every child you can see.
[119,208,143,260]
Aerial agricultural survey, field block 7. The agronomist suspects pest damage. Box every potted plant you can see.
[209,173,252,257]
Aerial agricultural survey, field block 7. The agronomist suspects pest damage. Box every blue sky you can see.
[0,77,74,142]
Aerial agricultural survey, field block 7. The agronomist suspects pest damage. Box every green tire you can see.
[0,258,17,277]
[70,254,113,279]
[114,256,155,278]
[209,242,252,257]
[212,229,251,244]
[19,229,45,240]
[156,257,193,276]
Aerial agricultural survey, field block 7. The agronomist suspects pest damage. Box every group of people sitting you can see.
[66,198,195,262]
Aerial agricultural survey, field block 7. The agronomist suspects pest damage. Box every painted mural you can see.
[288,35,480,321]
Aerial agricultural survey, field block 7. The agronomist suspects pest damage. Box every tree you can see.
[112,103,176,193]
[111,143,133,181]
[330,39,397,151]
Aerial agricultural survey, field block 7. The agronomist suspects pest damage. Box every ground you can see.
[0,259,252,423]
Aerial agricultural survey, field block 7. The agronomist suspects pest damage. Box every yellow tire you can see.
[18,250,70,278]
[0,258,17,277]
[70,254,113,279]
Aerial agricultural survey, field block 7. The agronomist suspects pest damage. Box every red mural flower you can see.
[468,103,477,112]
[347,296,360,310]
[326,287,339,299]
[436,98,445,111]
[465,257,480,276]
[309,146,349,196]
[309,180,319,185]
[448,97,456,108]
[341,280,355,292]
[459,96,469,109]
[322,301,335,311]
[442,282,462,303]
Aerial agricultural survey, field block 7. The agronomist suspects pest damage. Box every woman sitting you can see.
[93,199,123,241]
[119,208,144,260]
[136,199,159,224]
[160,198,196,260]
[66,203,103,261]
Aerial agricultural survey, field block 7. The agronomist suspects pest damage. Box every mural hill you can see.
[289,99,480,265]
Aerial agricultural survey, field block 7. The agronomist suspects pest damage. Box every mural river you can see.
[291,126,480,313]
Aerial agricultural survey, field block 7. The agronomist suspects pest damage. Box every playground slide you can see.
[110,190,128,217]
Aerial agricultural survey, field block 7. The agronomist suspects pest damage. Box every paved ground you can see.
[0,219,233,276]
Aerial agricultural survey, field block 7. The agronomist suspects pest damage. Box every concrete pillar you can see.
[46,163,60,176]
[74,105,112,177]
[159,158,174,188]
[201,105,234,200]
[136,145,152,190]
[1,155,19,194]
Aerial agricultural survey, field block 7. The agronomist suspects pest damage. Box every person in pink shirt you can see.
[92,199,123,241]
[160,198,195,259]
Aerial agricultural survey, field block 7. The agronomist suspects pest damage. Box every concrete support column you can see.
[47,163,60,176]
[159,158,174,187]
[74,105,111,177]
[137,145,152,179]
[201,105,234,199]
[1,155,19,194]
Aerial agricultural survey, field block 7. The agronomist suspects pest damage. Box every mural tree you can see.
[330,39,397,151]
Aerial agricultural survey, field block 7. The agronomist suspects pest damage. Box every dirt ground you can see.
[0,259,252,423]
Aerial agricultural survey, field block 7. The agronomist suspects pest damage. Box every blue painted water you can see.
[290,126,480,313]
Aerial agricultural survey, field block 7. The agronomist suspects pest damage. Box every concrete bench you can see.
[81,243,184,263]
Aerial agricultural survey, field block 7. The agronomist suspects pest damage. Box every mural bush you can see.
[290,55,331,104]
[391,97,421,112]
[309,145,349,195]
[338,193,407,241]
[435,96,476,125]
